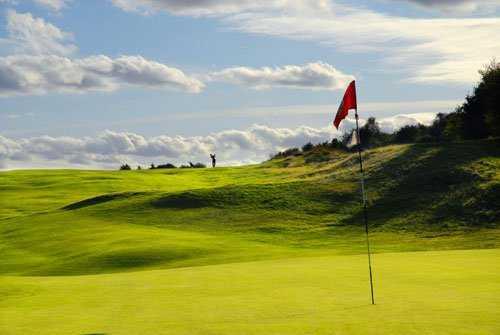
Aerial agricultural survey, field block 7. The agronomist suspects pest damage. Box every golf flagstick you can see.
[334,80,375,305]
[354,109,375,305]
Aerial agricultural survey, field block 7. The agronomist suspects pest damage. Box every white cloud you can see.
[0,113,436,169]
[210,62,354,90]
[5,10,76,55]
[398,0,500,12]
[0,0,71,11]
[0,10,204,96]
[108,0,331,16]
[0,54,205,96]
[33,0,71,11]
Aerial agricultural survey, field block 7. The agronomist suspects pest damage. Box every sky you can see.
[0,0,499,169]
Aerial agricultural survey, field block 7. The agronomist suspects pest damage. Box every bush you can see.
[185,162,206,168]
[119,164,131,170]
[329,138,345,149]
[394,124,428,143]
[271,147,301,159]
[156,163,177,169]
[192,162,206,168]
[302,142,314,152]
[284,148,301,157]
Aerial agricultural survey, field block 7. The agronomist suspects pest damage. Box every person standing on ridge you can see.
[210,154,216,168]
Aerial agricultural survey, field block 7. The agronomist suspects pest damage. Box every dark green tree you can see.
[480,60,500,137]
[393,124,427,143]
[450,60,500,139]
[359,117,391,147]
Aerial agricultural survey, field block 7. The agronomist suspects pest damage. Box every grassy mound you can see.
[0,139,499,276]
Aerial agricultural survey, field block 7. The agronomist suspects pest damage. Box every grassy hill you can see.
[1,139,499,334]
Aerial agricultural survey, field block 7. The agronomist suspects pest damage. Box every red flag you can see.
[333,80,357,129]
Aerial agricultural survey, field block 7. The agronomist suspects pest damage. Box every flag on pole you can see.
[333,80,357,129]
[334,80,375,305]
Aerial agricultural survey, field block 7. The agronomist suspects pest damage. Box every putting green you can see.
[1,248,499,335]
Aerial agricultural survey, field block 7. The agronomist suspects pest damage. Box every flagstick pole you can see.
[354,109,375,305]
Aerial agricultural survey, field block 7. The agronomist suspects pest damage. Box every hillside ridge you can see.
[1,139,499,276]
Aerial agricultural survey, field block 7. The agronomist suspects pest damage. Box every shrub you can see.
[302,142,314,152]
[283,148,301,157]
[119,164,131,170]
[156,163,177,169]
[394,124,428,143]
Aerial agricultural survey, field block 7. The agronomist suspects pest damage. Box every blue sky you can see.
[0,0,498,168]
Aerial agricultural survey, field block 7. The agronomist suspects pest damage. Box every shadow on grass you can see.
[151,182,358,215]
[63,192,145,210]
[348,139,500,230]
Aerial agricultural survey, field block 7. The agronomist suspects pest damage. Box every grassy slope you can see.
[1,139,500,334]
[1,140,499,276]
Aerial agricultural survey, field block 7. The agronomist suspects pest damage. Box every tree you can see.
[479,60,500,137]
[358,117,391,148]
[449,60,500,139]
[394,124,429,143]
[443,112,465,141]
[428,113,448,142]
[329,138,344,149]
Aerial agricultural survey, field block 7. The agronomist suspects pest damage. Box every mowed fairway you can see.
[1,249,499,335]
[1,140,499,334]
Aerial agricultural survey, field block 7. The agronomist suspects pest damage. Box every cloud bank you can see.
[0,10,352,96]
[108,0,330,16]
[0,10,203,96]
[210,62,354,90]
[0,55,204,97]
[0,113,436,169]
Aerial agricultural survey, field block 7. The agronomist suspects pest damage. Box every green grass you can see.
[1,139,499,333]
[1,249,499,335]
